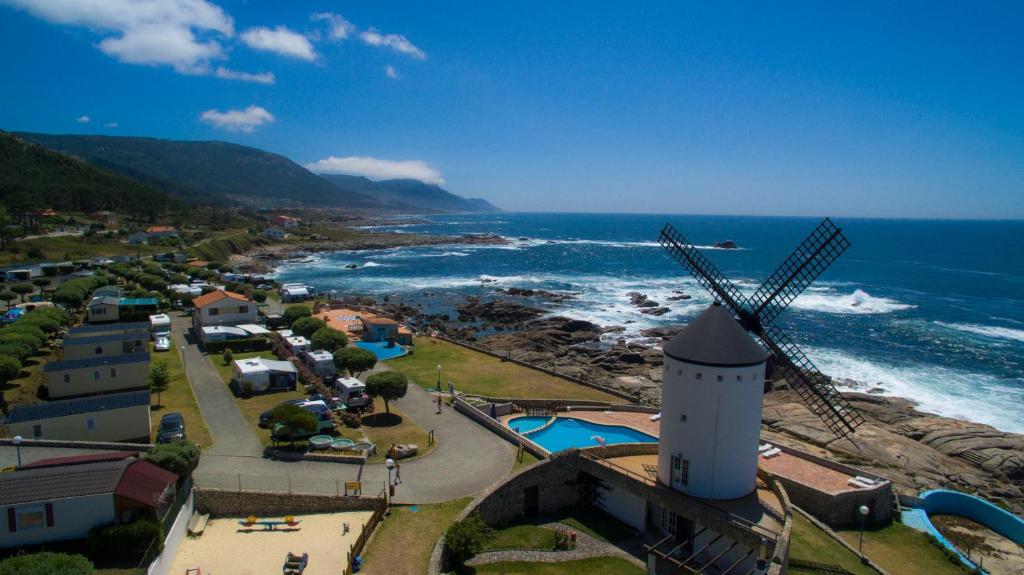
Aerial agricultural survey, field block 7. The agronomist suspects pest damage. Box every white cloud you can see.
[385,65,399,79]
[306,156,444,184]
[240,25,316,61]
[199,105,274,133]
[105,122,119,128]
[359,28,426,60]
[1,0,234,74]
[311,12,354,41]
[214,66,275,84]
[75,115,90,123]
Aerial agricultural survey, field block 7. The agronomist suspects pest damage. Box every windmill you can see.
[658,218,865,438]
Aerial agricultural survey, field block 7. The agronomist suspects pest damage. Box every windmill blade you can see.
[748,218,850,327]
[758,325,864,438]
[659,223,749,319]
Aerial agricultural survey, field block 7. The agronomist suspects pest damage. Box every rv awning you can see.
[237,324,271,335]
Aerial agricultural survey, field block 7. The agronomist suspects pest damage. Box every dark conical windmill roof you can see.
[664,303,768,367]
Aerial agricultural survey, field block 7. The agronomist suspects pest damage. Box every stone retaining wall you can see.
[453,396,548,458]
[271,449,366,465]
[194,488,383,517]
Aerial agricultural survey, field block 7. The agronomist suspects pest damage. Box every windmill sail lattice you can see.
[658,219,864,438]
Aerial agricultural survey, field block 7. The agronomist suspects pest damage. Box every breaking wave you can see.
[934,322,1024,343]
[790,289,914,315]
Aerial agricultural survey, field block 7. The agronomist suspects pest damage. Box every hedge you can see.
[203,338,270,354]
[87,519,163,561]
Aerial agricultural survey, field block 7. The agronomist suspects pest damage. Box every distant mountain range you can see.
[0,131,177,219]
[14,132,499,213]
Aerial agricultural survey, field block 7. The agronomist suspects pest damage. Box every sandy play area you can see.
[169,511,375,575]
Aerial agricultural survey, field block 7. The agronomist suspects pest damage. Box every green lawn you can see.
[149,342,212,448]
[513,450,541,472]
[467,557,644,575]
[360,497,473,575]
[208,349,307,446]
[0,234,162,266]
[555,508,638,544]
[1,347,56,406]
[359,402,436,463]
[485,525,557,551]
[209,350,265,383]
[390,337,621,401]
[838,521,965,575]
[788,512,877,575]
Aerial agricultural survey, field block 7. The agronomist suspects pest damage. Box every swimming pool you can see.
[355,341,408,360]
[508,416,657,453]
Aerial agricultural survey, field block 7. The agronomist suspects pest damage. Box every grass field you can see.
[0,234,162,266]
[208,349,306,445]
[1,348,56,406]
[390,337,621,401]
[359,401,436,463]
[360,497,472,575]
[467,557,644,574]
[485,525,557,551]
[512,450,541,472]
[149,342,212,448]
[788,512,877,575]
[838,521,964,575]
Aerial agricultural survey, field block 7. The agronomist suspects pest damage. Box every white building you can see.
[263,227,288,240]
[301,349,337,379]
[658,302,768,500]
[279,283,315,303]
[231,357,298,392]
[284,335,311,354]
[191,290,257,336]
[61,330,149,361]
[43,352,151,399]
[4,390,152,443]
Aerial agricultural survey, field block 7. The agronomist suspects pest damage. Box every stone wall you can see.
[453,396,548,458]
[194,488,384,517]
[0,437,153,451]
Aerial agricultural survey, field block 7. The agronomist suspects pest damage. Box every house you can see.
[279,283,315,303]
[263,227,287,240]
[4,390,152,443]
[145,226,178,239]
[62,331,149,361]
[0,452,177,549]
[231,357,298,393]
[68,321,150,338]
[191,290,257,336]
[284,335,311,354]
[127,231,150,245]
[272,215,300,228]
[89,210,119,227]
[42,353,150,400]
[361,317,399,343]
[86,296,121,323]
[301,349,337,379]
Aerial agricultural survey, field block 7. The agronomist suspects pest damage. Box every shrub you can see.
[0,341,34,361]
[149,361,170,406]
[290,316,326,338]
[10,283,34,302]
[202,338,269,354]
[223,348,234,365]
[333,346,377,376]
[268,403,318,442]
[444,514,495,566]
[251,289,268,303]
[0,291,16,307]
[88,519,163,560]
[282,304,312,325]
[311,326,348,352]
[0,355,22,386]
[0,552,93,575]
[365,371,408,415]
[145,441,200,479]
[341,412,362,428]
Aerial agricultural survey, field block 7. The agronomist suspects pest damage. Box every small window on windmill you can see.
[679,413,687,423]
[677,369,682,376]
[716,375,723,382]
[736,375,743,382]
[695,372,702,380]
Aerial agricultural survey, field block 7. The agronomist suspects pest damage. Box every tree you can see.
[145,441,200,479]
[311,326,348,352]
[0,355,21,387]
[222,348,234,365]
[365,371,408,415]
[251,289,268,303]
[148,361,170,406]
[0,290,16,309]
[333,346,377,377]
[291,316,327,338]
[444,514,495,567]
[282,304,312,325]
[268,403,318,444]
[31,278,50,295]
[10,283,34,303]
[0,552,93,575]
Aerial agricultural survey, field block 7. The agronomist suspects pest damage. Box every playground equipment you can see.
[238,515,303,531]
[283,552,308,574]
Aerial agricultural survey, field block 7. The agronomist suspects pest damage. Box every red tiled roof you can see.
[363,316,398,325]
[115,460,178,508]
[22,451,138,469]
[192,290,251,309]
[146,225,176,233]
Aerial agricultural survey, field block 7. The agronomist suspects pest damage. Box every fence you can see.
[195,472,379,497]
[344,494,388,575]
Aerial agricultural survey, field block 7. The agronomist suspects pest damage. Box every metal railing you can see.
[195,472,375,497]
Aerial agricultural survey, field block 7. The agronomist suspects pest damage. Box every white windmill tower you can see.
[657,302,769,500]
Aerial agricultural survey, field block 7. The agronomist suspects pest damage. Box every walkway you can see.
[465,522,645,568]
[172,312,514,503]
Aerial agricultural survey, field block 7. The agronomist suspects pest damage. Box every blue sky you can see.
[0,1,1021,218]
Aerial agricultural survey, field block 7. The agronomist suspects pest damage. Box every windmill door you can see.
[523,485,539,517]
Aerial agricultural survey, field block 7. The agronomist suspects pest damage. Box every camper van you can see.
[149,313,171,336]
[301,350,337,380]
[334,377,370,409]
[297,399,335,431]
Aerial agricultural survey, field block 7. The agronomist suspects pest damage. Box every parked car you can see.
[154,335,171,351]
[258,398,306,427]
[157,412,186,443]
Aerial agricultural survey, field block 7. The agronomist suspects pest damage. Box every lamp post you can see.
[385,458,396,498]
[11,435,22,467]
[858,505,870,564]
[436,364,442,391]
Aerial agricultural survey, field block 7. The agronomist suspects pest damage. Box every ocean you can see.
[275,213,1024,434]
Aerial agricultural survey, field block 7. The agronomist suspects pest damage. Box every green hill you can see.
[16,132,393,210]
[0,131,177,219]
[320,174,500,213]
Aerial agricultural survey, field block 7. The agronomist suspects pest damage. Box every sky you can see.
[0,1,1022,219]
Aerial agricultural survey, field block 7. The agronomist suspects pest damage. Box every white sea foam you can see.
[501,237,747,250]
[790,289,914,315]
[361,261,385,268]
[934,322,1024,343]
[806,346,1024,434]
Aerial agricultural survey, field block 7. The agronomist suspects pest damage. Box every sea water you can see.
[276,213,1024,433]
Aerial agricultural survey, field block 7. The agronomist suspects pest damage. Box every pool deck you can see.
[758,450,857,495]
[501,411,659,438]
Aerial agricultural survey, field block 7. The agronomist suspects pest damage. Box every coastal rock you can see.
[456,300,544,325]
[640,325,685,339]
[497,287,576,302]
[640,307,671,316]
[713,240,738,249]
[666,294,692,301]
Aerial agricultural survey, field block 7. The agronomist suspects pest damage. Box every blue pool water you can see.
[355,341,408,360]
[509,416,657,453]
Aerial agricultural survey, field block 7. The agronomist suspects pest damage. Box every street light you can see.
[11,435,23,467]
[386,457,396,488]
[436,364,442,391]
[858,505,870,563]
